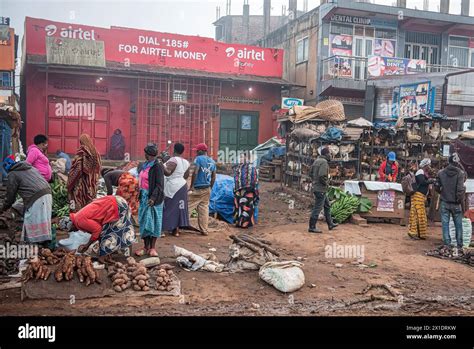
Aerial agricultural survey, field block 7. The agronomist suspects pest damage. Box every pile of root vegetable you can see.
[108,258,177,293]
[51,179,69,218]
[153,265,175,292]
[23,248,101,285]
[327,187,372,224]
[109,257,151,292]
[0,259,19,276]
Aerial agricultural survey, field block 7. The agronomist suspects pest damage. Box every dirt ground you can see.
[0,182,472,316]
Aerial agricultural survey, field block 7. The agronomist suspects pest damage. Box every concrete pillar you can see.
[397,0,407,8]
[440,32,449,66]
[289,0,297,20]
[243,2,250,45]
[461,0,470,16]
[264,0,271,38]
[440,0,450,14]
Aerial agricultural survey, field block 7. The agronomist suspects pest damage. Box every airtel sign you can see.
[25,17,284,78]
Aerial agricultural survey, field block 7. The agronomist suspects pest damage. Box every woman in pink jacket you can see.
[26,134,52,182]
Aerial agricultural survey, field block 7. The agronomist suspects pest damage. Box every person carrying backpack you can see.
[408,158,434,240]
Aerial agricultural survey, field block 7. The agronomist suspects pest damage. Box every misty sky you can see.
[2,0,471,43]
[1,0,472,92]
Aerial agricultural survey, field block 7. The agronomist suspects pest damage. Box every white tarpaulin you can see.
[344,180,403,196]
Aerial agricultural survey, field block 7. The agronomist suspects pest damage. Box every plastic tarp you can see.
[466,179,474,193]
[258,146,286,166]
[209,174,235,224]
[344,180,403,196]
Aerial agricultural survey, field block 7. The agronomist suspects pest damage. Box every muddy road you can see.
[0,183,472,316]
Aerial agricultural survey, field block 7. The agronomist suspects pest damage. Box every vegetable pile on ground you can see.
[0,258,19,276]
[23,257,51,281]
[153,267,175,292]
[109,257,150,292]
[327,187,372,224]
[23,248,101,286]
[51,179,69,218]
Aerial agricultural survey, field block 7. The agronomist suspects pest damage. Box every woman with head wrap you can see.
[408,158,434,240]
[135,143,165,257]
[0,156,53,244]
[108,129,126,160]
[67,134,102,211]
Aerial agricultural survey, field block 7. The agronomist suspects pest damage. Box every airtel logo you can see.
[224,47,265,61]
[45,24,57,36]
[225,47,235,57]
[44,24,96,40]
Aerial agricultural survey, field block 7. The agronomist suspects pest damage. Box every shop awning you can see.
[27,54,302,87]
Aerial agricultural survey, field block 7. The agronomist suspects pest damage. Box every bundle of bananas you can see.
[51,179,69,218]
[330,194,360,224]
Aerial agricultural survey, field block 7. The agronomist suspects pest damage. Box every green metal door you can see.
[219,110,259,154]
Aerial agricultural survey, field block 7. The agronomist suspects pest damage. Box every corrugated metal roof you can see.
[27,54,301,86]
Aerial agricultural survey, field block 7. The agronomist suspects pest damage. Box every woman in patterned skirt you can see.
[233,155,259,228]
[135,144,165,257]
[72,195,135,264]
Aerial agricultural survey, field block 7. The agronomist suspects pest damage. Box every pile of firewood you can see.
[426,246,474,267]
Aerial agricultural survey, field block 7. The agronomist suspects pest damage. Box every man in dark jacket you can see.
[436,155,466,250]
[309,147,337,233]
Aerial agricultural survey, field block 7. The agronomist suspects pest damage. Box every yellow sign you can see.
[323,37,329,46]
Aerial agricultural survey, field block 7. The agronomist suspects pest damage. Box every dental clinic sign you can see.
[25,17,283,78]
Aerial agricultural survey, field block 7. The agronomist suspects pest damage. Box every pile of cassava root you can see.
[109,257,151,292]
[23,257,51,281]
[23,250,101,286]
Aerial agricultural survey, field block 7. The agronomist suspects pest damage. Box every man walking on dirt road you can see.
[309,147,337,233]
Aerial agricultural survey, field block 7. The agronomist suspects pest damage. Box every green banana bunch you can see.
[330,192,360,224]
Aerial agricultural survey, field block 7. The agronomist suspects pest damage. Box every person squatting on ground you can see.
[308,147,337,234]
[70,195,135,264]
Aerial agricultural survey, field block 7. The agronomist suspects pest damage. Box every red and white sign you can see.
[25,17,283,78]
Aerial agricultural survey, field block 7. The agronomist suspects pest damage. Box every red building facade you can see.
[21,17,286,160]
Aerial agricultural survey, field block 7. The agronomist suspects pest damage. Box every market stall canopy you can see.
[289,100,346,124]
[347,117,373,128]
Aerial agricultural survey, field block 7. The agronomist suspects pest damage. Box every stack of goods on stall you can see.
[284,100,365,194]
[360,113,453,181]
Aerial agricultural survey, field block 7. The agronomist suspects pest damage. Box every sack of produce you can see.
[58,231,91,251]
[449,218,472,247]
[259,261,305,293]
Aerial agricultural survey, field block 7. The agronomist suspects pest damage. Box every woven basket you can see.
[315,100,346,122]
